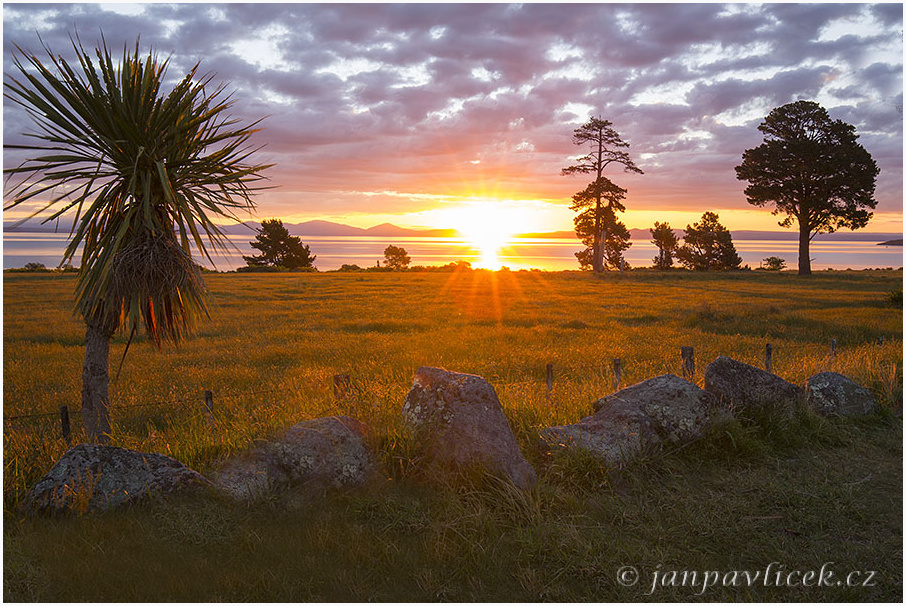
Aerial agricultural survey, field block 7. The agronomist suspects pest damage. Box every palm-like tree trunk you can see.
[82,320,113,443]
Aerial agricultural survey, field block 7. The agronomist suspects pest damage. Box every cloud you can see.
[3,3,902,228]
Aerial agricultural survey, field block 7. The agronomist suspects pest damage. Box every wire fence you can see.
[6,338,873,442]
[3,385,289,442]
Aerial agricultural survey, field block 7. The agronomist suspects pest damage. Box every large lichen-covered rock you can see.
[540,374,726,466]
[704,356,803,415]
[806,372,879,416]
[402,366,537,490]
[21,444,210,515]
[540,401,659,466]
[214,415,377,502]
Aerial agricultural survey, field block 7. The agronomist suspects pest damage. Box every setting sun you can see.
[445,201,526,269]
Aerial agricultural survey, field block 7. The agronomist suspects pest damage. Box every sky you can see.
[3,2,904,235]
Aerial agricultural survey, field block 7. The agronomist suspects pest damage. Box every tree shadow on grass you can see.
[686,306,894,345]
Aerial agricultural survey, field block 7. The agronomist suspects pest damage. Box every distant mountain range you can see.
[216,220,457,238]
[3,219,901,243]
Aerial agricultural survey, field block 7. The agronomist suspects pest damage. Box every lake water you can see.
[3,232,903,272]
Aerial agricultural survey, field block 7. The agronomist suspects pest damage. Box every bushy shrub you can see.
[760,256,786,271]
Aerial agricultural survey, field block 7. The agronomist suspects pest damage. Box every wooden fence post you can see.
[545,363,554,394]
[60,405,71,445]
[612,358,622,391]
[681,346,695,379]
[831,338,837,357]
[204,389,214,425]
[334,374,351,401]
[765,343,773,374]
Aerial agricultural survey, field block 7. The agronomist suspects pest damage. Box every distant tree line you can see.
[242,231,450,273]
[646,212,741,271]
[567,100,878,275]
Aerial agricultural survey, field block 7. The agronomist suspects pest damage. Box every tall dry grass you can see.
[4,268,901,510]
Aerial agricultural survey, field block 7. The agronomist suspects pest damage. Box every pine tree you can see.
[650,222,679,269]
[244,219,316,269]
[561,117,642,273]
[735,100,878,275]
[676,212,742,271]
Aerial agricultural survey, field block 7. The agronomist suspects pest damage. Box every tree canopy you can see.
[650,222,679,270]
[761,256,787,271]
[735,100,878,275]
[676,212,742,271]
[561,117,643,177]
[383,245,410,270]
[244,219,316,269]
[574,206,631,271]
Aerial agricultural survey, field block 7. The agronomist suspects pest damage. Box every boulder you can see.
[805,372,879,416]
[402,366,537,490]
[214,415,376,502]
[540,374,726,466]
[704,356,803,415]
[21,444,210,514]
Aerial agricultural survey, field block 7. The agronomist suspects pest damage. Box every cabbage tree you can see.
[4,38,271,442]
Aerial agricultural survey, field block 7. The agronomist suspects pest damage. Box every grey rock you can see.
[806,372,878,416]
[541,374,726,465]
[704,356,803,415]
[215,415,377,502]
[21,444,210,514]
[402,366,537,490]
[541,402,659,466]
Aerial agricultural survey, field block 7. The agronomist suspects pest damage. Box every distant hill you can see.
[215,220,359,236]
[517,230,577,239]
[363,223,456,237]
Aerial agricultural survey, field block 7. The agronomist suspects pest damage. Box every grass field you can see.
[3,268,903,601]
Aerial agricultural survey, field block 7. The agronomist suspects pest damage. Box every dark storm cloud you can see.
[3,3,902,226]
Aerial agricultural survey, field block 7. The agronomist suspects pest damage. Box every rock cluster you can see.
[542,357,881,465]
[22,359,881,514]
